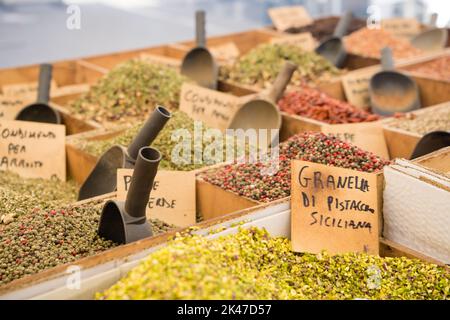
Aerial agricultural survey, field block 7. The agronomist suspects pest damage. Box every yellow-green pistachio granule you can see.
[73,111,249,171]
[69,60,188,126]
[220,43,342,89]
[97,227,449,300]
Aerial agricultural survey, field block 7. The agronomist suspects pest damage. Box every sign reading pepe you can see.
[291,160,381,255]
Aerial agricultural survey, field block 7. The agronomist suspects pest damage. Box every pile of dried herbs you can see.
[69,60,188,126]
[219,43,342,89]
[73,111,248,171]
[200,132,390,202]
[96,227,449,300]
[0,195,175,286]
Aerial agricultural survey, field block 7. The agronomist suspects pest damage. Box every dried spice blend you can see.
[344,28,424,60]
[388,106,450,135]
[97,227,450,300]
[200,132,390,202]
[219,43,342,89]
[73,111,249,171]
[278,86,381,123]
[69,60,187,126]
[282,16,366,41]
[403,56,450,82]
[0,194,175,286]
[0,171,77,223]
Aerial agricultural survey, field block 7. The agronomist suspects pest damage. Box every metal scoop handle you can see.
[37,63,52,104]
[127,105,171,162]
[430,13,438,28]
[381,47,394,71]
[333,11,353,38]
[196,10,206,47]
[267,61,298,103]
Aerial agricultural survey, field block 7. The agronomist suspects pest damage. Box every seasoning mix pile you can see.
[278,86,381,123]
[344,28,424,60]
[0,197,174,286]
[281,16,366,41]
[403,56,450,82]
[69,60,187,126]
[97,227,449,300]
[219,43,342,89]
[72,111,248,171]
[200,132,390,202]
[388,106,450,135]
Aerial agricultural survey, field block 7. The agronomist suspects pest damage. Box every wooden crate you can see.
[382,102,450,159]
[0,60,105,95]
[413,146,450,175]
[80,44,189,70]
[0,197,443,299]
[178,29,280,59]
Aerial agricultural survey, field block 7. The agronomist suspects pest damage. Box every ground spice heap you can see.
[69,60,187,126]
[282,16,366,41]
[74,111,248,171]
[0,196,175,286]
[0,171,77,224]
[219,43,342,89]
[403,56,450,82]
[278,86,380,124]
[200,132,389,202]
[344,28,423,60]
[388,106,450,135]
[97,227,449,300]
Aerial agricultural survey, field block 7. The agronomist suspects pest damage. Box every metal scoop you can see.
[411,13,448,52]
[181,10,218,89]
[227,61,297,147]
[369,47,421,116]
[315,11,352,68]
[410,131,450,159]
[77,105,171,201]
[15,63,61,124]
[98,146,161,244]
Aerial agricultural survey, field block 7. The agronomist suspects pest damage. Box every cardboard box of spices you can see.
[0,197,443,300]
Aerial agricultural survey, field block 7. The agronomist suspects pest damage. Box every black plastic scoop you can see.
[315,11,352,68]
[181,10,218,89]
[411,13,448,52]
[410,131,450,159]
[227,61,297,148]
[15,63,61,124]
[369,47,421,116]
[77,106,171,201]
[98,146,161,244]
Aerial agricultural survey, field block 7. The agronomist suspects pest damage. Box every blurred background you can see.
[1,0,449,68]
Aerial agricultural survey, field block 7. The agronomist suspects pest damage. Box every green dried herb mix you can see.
[220,43,342,89]
[69,60,187,126]
[73,111,248,171]
[97,227,449,300]
[0,195,175,286]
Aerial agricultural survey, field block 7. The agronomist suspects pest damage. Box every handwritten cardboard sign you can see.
[268,6,313,32]
[381,18,421,38]
[180,83,239,130]
[210,42,241,62]
[0,120,66,180]
[291,160,380,255]
[0,95,33,120]
[342,68,378,108]
[2,81,57,97]
[270,32,316,51]
[139,53,181,68]
[117,169,196,227]
[321,122,389,159]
